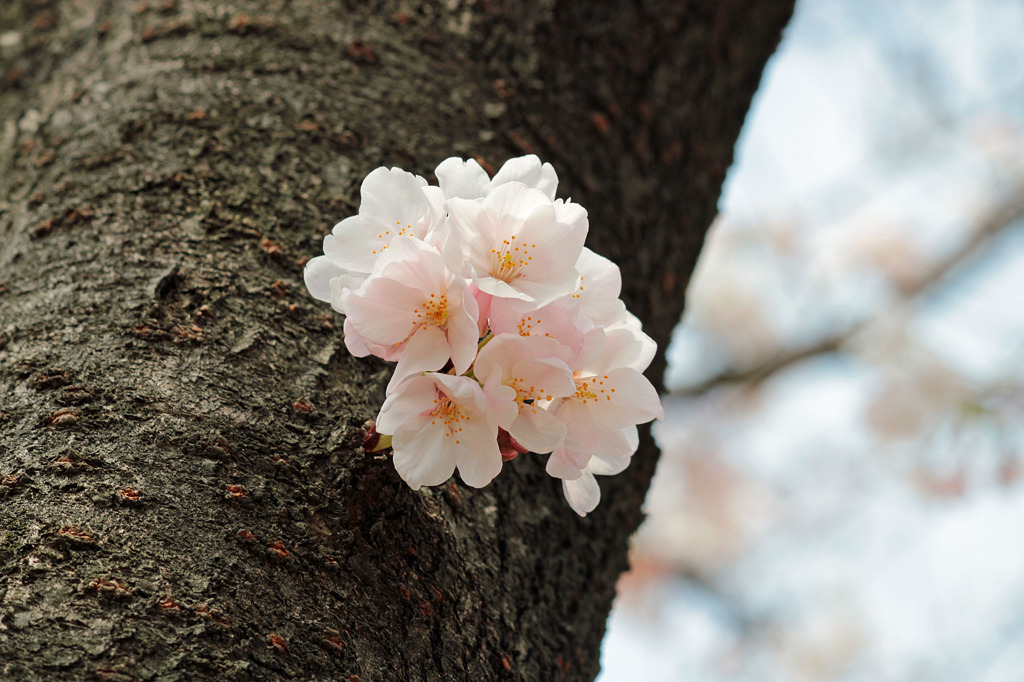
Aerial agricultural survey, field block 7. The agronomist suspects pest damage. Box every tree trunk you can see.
[0,1,791,679]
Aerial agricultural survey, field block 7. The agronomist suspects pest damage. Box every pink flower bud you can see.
[498,428,529,462]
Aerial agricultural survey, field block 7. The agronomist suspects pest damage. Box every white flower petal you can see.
[491,155,558,199]
[574,247,625,326]
[546,444,586,480]
[557,399,633,456]
[393,422,456,489]
[442,197,490,278]
[471,284,492,337]
[588,452,631,476]
[342,317,373,358]
[359,167,430,230]
[601,368,664,423]
[562,472,601,516]
[474,334,572,387]
[328,273,367,316]
[472,276,534,301]
[377,375,439,434]
[482,179,553,223]
[553,198,588,230]
[344,277,421,345]
[446,183,584,303]
[387,326,451,394]
[481,374,520,427]
[324,216,378,273]
[515,358,577,399]
[488,296,593,363]
[454,426,504,488]
[303,255,345,303]
[513,206,588,290]
[448,309,479,376]
[621,424,639,452]
[435,157,490,199]
[421,185,448,247]
[510,404,566,454]
[596,324,658,373]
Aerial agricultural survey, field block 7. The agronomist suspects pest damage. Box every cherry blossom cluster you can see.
[304,155,663,515]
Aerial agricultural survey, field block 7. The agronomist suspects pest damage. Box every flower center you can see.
[514,314,553,339]
[510,377,554,404]
[413,293,449,329]
[572,373,613,405]
[430,390,467,444]
[490,234,536,283]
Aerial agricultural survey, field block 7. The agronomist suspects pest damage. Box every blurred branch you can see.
[678,184,1024,396]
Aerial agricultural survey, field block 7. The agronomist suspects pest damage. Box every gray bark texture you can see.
[0,0,791,679]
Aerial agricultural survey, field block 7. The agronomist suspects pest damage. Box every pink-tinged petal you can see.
[511,277,578,307]
[573,327,606,370]
[344,317,402,362]
[557,399,633,456]
[441,198,488,278]
[574,247,625,326]
[601,368,664,423]
[376,375,441,434]
[342,317,372,358]
[546,445,585,480]
[588,452,632,476]
[514,203,587,288]
[303,255,345,302]
[491,155,558,199]
[448,183,582,302]
[488,296,591,361]
[443,229,504,291]
[562,472,601,516]
[435,157,490,199]
[470,333,511,383]
[512,358,576,400]
[472,276,533,301]
[475,334,569,385]
[595,324,657,373]
[387,326,451,394]
[343,277,422,345]
[433,373,502,420]
[621,424,639,452]
[384,374,509,490]
[421,186,448,247]
[496,334,564,367]
[447,314,480,376]
[454,425,504,488]
[510,404,566,454]
[471,284,492,337]
[480,373,519,426]
[375,237,447,292]
[392,422,456,489]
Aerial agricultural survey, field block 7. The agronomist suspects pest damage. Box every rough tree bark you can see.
[0,1,791,679]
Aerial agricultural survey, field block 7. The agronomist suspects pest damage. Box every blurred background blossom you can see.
[600,1,1024,680]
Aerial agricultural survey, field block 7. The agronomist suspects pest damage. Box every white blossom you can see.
[304,155,662,513]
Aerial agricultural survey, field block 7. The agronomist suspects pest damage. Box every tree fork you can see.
[0,1,791,679]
